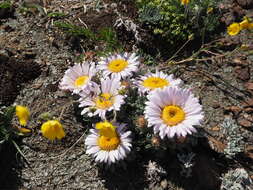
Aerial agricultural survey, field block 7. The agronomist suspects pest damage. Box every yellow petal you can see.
[181,0,190,5]
[239,19,250,30]
[16,105,30,126]
[18,127,32,134]
[55,124,66,140]
[96,121,117,138]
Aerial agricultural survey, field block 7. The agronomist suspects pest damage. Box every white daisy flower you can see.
[97,52,140,79]
[85,121,132,164]
[59,62,96,94]
[135,70,183,95]
[79,77,125,119]
[144,87,204,139]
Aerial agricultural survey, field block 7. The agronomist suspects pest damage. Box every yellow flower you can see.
[207,7,214,14]
[96,121,117,138]
[15,105,30,126]
[240,19,250,30]
[240,44,250,50]
[181,0,190,5]
[95,121,120,151]
[240,18,253,30]
[41,120,65,140]
[227,23,241,36]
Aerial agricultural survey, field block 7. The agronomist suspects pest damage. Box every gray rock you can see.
[236,0,253,8]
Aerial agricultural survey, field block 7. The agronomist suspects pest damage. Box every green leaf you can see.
[0,1,12,9]
[4,106,15,123]
[47,12,66,18]
[12,140,29,163]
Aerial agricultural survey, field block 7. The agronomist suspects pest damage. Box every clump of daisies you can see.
[14,105,66,141]
[59,52,204,166]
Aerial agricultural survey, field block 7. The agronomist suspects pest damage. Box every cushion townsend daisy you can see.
[144,87,204,139]
[59,62,96,94]
[85,121,132,164]
[135,70,182,95]
[79,77,125,119]
[97,52,140,79]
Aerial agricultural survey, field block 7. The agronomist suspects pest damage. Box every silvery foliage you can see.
[221,117,245,158]
[139,5,163,24]
[177,152,195,178]
[146,160,166,182]
[221,168,253,190]
[114,17,142,42]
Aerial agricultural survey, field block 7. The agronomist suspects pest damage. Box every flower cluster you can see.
[59,52,204,165]
[15,105,66,140]
[227,17,253,36]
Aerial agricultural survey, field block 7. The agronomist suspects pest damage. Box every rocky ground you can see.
[0,0,253,189]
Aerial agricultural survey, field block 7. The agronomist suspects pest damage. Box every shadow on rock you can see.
[0,141,22,189]
[98,158,148,190]
[0,50,41,106]
[156,136,229,190]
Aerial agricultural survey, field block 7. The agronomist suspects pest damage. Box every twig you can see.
[30,132,86,161]
[161,46,239,70]
[167,38,192,63]
[55,132,86,159]
[57,102,71,121]
[78,17,88,29]
[12,140,30,164]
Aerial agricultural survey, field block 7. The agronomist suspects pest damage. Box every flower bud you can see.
[176,136,187,144]
[121,80,130,89]
[188,33,194,40]
[151,136,161,147]
[207,7,213,14]
[136,115,147,128]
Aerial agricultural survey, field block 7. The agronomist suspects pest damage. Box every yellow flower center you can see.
[98,136,120,151]
[142,77,169,90]
[227,23,241,36]
[161,105,185,126]
[95,93,114,109]
[108,59,128,73]
[96,121,120,151]
[74,75,89,87]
